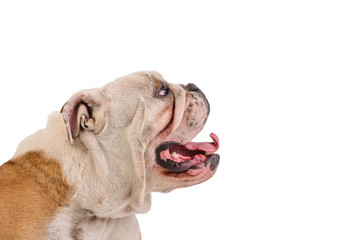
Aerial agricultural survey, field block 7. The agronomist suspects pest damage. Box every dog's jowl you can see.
[0,71,220,240]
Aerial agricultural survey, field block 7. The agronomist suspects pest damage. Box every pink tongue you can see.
[183,133,219,152]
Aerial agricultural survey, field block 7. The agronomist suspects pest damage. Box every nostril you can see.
[185,83,199,92]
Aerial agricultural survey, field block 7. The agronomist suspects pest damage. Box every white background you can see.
[0,1,359,239]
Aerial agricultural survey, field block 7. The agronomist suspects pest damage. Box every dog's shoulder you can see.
[0,151,72,239]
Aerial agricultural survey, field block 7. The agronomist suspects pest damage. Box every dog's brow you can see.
[150,76,166,95]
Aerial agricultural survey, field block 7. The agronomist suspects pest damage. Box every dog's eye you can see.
[158,85,169,97]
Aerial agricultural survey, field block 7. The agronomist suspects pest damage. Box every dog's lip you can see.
[155,133,220,174]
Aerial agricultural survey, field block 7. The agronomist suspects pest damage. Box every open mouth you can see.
[156,133,220,174]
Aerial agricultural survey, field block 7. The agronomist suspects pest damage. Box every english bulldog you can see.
[0,71,220,239]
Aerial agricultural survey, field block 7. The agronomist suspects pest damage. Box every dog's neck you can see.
[15,112,86,187]
[14,112,151,219]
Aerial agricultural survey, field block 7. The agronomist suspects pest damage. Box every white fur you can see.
[15,112,144,239]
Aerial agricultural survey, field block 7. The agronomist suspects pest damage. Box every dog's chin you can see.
[155,133,220,178]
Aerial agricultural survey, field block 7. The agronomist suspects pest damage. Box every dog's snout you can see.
[184,83,200,92]
[183,83,210,117]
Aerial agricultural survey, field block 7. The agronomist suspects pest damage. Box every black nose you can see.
[184,83,200,92]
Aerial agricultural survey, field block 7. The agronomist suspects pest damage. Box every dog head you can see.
[61,71,219,216]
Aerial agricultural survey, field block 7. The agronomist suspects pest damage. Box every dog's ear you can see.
[61,89,106,145]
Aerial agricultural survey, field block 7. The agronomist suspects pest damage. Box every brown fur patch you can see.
[13,151,72,206]
[0,151,72,239]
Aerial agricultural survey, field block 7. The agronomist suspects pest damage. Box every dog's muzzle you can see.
[184,83,210,116]
[155,83,219,174]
